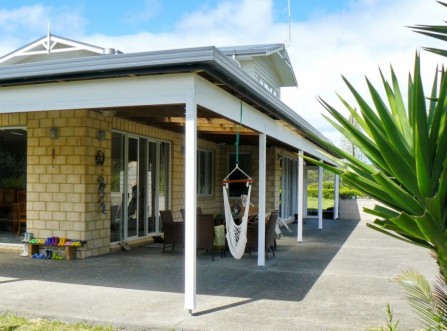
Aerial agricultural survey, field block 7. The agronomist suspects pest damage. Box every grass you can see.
[307,197,334,210]
[0,313,118,331]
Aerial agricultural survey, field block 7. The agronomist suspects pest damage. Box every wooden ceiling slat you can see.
[94,102,288,146]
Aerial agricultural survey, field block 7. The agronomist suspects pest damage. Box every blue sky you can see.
[0,0,350,36]
[0,0,445,144]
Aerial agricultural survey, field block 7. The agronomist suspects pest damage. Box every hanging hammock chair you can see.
[222,100,255,259]
[222,163,254,259]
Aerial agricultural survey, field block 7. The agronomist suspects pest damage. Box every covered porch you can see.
[0,43,339,311]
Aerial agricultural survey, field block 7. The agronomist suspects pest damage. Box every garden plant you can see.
[306,1,447,329]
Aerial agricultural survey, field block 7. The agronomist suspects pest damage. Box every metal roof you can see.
[0,44,330,148]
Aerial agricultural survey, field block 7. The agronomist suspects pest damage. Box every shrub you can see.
[307,181,366,199]
[339,187,365,199]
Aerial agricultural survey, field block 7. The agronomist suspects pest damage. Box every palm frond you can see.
[433,275,447,325]
[398,270,439,329]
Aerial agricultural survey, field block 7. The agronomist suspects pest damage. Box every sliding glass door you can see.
[280,157,298,219]
[110,132,170,243]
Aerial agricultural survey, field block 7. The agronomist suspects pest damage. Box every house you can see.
[0,33,340,310]
[0,34,339,307]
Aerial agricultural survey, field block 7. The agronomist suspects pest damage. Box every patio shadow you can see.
[0,218,359,303]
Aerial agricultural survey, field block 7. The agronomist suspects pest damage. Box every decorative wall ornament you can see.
[95,150,105,166]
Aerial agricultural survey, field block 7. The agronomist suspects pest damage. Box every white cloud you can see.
[2,0,446,147]
[123,0,161,25]
[88,0,447,146]
[175,0,274,40]
[86,0,279,51]
[0,4,86,54]
[282,0,447,145]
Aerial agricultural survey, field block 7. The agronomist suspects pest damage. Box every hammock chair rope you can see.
[222,101,254,259]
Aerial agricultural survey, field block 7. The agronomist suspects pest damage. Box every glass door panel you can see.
[280,158,298,219]
[110,132,125,242]
[147,141,157,233]
[158,142,170,232]
[127,137,139,238]
[138,138,147,237]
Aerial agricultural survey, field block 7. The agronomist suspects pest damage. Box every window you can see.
[197,149,213,196]
[228,153,250,197]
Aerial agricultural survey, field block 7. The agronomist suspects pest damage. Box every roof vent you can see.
[103,48,116,55]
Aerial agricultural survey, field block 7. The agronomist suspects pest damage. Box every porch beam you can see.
[184,89,197,313]
[297,150,304,242]
[194,76,334,164]
[318,161,323,230]
[0,74,190,112]
[258,133,266,266]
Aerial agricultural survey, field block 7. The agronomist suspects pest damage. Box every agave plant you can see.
[411,1,447,58]
[306,53,447,283]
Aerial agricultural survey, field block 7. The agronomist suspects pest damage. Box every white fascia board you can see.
[194,76,332,163]
[0,73,193,113]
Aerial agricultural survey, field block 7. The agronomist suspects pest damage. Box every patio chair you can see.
[265,210,279,255]
[159,210,184,253]
[246,210,279,259]
[180,207,203,221]
[196,214,215,261]
[16,189,26,236]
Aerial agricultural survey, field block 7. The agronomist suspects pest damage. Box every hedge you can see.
[307,181,366,199]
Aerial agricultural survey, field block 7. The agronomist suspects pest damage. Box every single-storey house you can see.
[0,34,339,309]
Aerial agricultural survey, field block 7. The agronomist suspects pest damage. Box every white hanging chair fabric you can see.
[222,182,252,259]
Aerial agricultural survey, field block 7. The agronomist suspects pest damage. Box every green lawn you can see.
[0,313,117,331]
[307,197,334,210]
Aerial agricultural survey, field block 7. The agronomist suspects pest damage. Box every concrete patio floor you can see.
[0,218,438,331]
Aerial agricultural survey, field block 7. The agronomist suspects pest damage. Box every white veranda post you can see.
[184,90,197,313]
[334,174,340,219]
[257,133,266,266]
[318,161,323,230]
[297,150,304,242]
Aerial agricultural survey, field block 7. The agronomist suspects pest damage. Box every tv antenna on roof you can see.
[285,0,292,48]
[47,21,51,54]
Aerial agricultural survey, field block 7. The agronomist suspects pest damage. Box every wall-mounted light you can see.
[97,130,106,141]
[100,110,117,117]
[49,127,59,139]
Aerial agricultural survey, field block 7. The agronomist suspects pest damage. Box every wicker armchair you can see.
[196,214,216,261]
[246,210,279,259]
[159,210,184,253]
